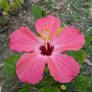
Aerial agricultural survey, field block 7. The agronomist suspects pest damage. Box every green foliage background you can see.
[0,0,92,92]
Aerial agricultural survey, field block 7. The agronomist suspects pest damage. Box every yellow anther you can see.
[56,27,65,35]
[60,85,67,90]
[45,28,49,31]
[44,24,47,26]
[40,24,51,42]
[40,30,51,42]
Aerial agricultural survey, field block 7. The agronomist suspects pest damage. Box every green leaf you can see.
[86,45,92,53]
[84,34,92,55]
[0,0,9,9]
[32,6,43,19]
[39,87,60,92]
[87,88,92,92]
[74,75,91,91]
[20,0,24,4]
[85,35,92,43]
[84,43,92,55]
[4,55,20,75]
[36,33,41,37]
[15,0,22,8]
[18,87,31,92]
[65,50,86,64]
[42,10,46,17]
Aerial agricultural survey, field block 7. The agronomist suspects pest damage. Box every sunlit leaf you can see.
[0,0,9,9]
[15,0,22,8]
[20,0,24,4]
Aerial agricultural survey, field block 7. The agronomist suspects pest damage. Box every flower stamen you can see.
[39,42,54,56]
[40,24,51,42]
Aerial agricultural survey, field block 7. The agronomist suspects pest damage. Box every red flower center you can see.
[39,42,54,56]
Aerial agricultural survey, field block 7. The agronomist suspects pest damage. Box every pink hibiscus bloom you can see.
[9,15,85,84]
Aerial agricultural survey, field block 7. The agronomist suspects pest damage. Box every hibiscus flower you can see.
[9,15,85,84]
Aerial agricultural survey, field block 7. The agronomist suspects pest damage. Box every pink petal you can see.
[35,15,60,39]
[16,53,46,84]
[9,27,41,52]
[48,53,79,83]
[54,27,85,52]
